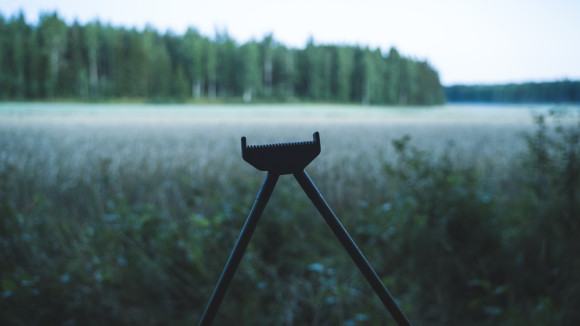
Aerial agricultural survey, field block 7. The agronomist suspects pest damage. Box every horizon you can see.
[2,0,580,86]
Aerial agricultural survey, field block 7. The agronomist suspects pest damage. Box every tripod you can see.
[199,132,411,326]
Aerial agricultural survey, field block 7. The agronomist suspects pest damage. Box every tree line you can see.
[0,12,445,105]
[445,80,580,103]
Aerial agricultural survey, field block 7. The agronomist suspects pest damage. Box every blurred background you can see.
[1,1,579,325]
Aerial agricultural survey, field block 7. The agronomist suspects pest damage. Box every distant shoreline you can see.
[444,80,580,104]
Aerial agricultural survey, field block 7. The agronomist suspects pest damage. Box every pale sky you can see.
[2,0,579,85]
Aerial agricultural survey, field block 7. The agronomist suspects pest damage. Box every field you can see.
[1,103,579,325]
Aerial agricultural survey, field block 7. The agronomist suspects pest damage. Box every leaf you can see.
[1,279,17,292]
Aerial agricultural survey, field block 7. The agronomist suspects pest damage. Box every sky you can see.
[1,0,579,85]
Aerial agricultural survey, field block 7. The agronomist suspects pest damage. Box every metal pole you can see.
[294,170,411,326]
[199,172,279,326]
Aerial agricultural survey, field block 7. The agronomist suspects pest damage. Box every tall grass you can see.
[1,105,579,325]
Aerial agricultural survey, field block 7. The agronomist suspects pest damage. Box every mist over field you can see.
[2,103,580,325]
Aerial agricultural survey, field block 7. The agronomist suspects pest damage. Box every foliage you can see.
[1,112,579,325]
[383,136,505,324]
[0,11,444,105]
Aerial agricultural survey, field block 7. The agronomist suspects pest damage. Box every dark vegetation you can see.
[1,112,579,325]
[445,81,580,103]
[0,12,444,105]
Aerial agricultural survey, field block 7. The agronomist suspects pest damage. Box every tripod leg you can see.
[199,173,279,326]
[294,170,411,326]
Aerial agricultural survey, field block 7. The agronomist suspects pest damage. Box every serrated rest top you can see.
[241,132,321,174]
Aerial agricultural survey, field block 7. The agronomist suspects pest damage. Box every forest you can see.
[0,12,445,105]
[445,81,580,104]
